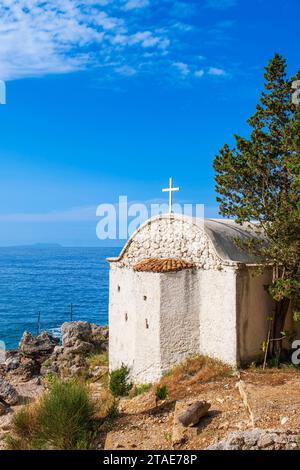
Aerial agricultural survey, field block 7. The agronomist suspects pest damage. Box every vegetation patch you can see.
[87,352,108,368]
[6,379,96,450]
[109,364,132,397]
[129,383,152,398]
[155,384,168,404]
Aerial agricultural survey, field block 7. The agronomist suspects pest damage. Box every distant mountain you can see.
[13,243,63,249]
[31,243,63,248]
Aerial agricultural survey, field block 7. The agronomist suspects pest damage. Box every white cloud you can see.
[115,65,137,76]
[208,67,227,76]
[194,69,204,78]
[0,0,170,81]
[173,61,190,77]
[0,1,233,84]
[123,0,149,10]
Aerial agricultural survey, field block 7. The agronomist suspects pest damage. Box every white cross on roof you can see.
[162,177,180,214]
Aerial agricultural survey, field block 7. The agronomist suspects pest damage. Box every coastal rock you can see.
[5,350,39,381]
[61,321,108,350]
[61,322,92,347]
[40,322,108,378]
[5,350,21,372]
[19,331,59,363]
[66,340,94,355]
[0,377,19,405]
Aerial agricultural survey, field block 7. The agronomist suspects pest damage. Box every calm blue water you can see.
[0,247,120,349]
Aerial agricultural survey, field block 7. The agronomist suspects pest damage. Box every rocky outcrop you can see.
[41,322,108,378]
[206,429,299,450]
[19,331,59,363]
[5,351,37,381]
[0,378,19,406]
[3,323,108,381]
[3,331,59,381]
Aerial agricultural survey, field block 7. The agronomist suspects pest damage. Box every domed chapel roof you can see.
[107,214,264,268]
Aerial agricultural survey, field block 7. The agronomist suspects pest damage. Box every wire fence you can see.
[1,303,108,349]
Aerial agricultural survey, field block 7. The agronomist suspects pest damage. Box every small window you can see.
[145,319,149,329]
[125,313,128,322]
[117,285,121,292]
[143,295,147,301]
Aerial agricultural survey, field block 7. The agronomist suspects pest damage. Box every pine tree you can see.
[213,54,300,360]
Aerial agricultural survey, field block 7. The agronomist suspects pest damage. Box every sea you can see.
[0,246,120,350]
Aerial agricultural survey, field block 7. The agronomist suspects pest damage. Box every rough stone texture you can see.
[108,215,263,269]
[172,400,212,447]
[0,377,19,405]
[111,215,221,270]
[206,429,299,450]
[41,322,108,378]
[19,331,59,363]
[5,350,38,381]
[178,401,211,427]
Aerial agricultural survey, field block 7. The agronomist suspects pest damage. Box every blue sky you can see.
[0,0,299,246]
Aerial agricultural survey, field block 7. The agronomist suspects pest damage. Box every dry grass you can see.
[87,352,108,368]
[159,355,233,400]
[94,388,117,420]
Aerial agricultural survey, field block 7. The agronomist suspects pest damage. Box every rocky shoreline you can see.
[0,321,109,447]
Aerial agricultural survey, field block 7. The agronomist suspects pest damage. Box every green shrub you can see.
[7,379,95,450]
[155,384,168,404]
[109,365,131,397]
[106,398,119,420]
[129,383,151,398]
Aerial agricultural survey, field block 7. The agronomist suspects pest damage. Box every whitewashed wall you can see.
[160,270,200,374]
[109,265,241,383]
[197,268,238,365]
[132,272,162,383]
[109,268,137,373]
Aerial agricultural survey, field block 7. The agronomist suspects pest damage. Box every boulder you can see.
[61,322,108,352]
[178,401,211,427]
[61,322,92,348]
[26,322,109,379]
[19,331,59,363]
[66,340,94,355]
[0,378,19,405]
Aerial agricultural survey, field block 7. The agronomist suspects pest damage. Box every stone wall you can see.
[111,216,223,270]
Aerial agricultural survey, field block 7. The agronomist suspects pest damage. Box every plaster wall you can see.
[159,269,200,374]
[197,268,238,366]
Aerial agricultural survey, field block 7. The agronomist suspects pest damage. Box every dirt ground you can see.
[100,359,300,450]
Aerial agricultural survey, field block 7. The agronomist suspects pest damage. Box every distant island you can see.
[12,243,63,249]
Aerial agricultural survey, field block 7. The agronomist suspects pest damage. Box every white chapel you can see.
[107,180,298,383]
